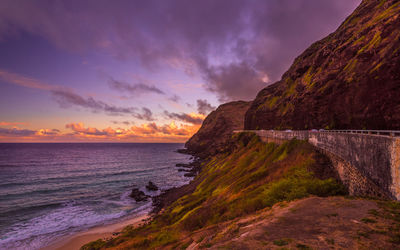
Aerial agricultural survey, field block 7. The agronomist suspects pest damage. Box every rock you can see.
[176,149,190,154]
[185,101,251,158]
[146,181,159,191]
[244,0,400,131]
[184,172,196,177]
[175,163,191,168]
[129,188,149,202]
[178,168,191,172]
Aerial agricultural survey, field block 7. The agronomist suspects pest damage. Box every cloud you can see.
[0,126,60,138]
[0,121,201,142]
[0,121,27,126]
[196,99,215,115]
[201,62,267,102]
[52,88,140,116]
[111,120,133,126]
[0,0,360,101]
[0,69,53,90]
[64,122,199,141]
[66,123,109,135]
[130,122,198,137]
[163,111,204,125]
[133,107,154,121]
[168,94,181,103]
[108,78,165,96]
[0,127,36,136]
[0,69,155,120]
[36,128,60,136]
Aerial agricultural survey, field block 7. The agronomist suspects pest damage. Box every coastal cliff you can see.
[185,101,250,158]
[245,0,400,130]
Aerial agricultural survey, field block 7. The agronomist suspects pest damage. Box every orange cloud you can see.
[35,129,61,136]
[0,121,28,126]
[0,121,201,142]
[130,122,199,137]
[66,123,109,136]
[63,122,201,142]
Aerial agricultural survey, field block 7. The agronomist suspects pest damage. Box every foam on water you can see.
[0,203,123,249]
[0,143,191,250]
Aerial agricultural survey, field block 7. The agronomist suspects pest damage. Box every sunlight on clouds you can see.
[0,121,201,142]
[64,122,201,142]
[0,121,28,126]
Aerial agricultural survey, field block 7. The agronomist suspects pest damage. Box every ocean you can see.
[0,143,192,249]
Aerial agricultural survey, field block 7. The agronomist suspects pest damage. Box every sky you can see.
[0,0,361,142]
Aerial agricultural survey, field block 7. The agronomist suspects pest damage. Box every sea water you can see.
[0,143,191,249]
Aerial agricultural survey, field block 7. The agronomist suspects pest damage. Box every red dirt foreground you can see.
[186,196,400,249]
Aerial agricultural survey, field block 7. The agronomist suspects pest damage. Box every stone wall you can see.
[237,130,400,200]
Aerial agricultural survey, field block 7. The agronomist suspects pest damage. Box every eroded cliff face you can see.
[245,0,400,130]
[185,101,250,157]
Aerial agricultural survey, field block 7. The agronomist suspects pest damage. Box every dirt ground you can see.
[182,196,400,249]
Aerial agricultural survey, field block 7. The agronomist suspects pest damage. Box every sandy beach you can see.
[41,214,149,250]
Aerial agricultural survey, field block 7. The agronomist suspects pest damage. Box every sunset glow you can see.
[0,0,360,142]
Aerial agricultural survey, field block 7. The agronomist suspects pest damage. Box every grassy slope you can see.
[82,133,346,249]
[245,0,400,130]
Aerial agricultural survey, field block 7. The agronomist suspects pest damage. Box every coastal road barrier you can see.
[233,129,400,201]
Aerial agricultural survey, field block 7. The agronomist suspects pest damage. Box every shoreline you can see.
[41,153,201,250]
[41,213,150,250]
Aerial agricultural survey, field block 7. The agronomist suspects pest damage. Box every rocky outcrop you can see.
[245,0,400,130]
[146,181,159,191]
[129,188,149,202]
[185,101,250,157]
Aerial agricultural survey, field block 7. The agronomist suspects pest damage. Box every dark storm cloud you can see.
[0,0,361,101]
[108,78,165,96]
[197,99,215,115]
[202,62,265,102]
[163,111,203,125]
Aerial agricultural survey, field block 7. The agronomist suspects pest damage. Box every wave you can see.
[0,199,151,250]
[0,143,192,249]
[0,164,176,189]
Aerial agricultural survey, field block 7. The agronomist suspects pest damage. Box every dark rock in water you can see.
[184,172,197,177]
[175,163,191,168]
[176,148,190,154]
[146,181,159,191]
[129,188,149,202]
[178,168,191,172]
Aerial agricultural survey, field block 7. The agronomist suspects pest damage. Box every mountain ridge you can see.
[245,0,400,130]
[185,100,250,157]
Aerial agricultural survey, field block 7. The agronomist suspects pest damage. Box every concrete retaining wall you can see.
[237,130,400,200]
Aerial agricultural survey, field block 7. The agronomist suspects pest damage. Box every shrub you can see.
[80,239,106,250]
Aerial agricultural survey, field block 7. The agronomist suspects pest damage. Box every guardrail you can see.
[319,130,400,137]
[233,129,400,137]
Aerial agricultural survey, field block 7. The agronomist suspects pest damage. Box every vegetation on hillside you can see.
[185,101,250,157]
[245,0,400,130]
[82,133,346,249]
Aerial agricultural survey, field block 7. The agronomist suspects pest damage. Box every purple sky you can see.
[0,0,361,142]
